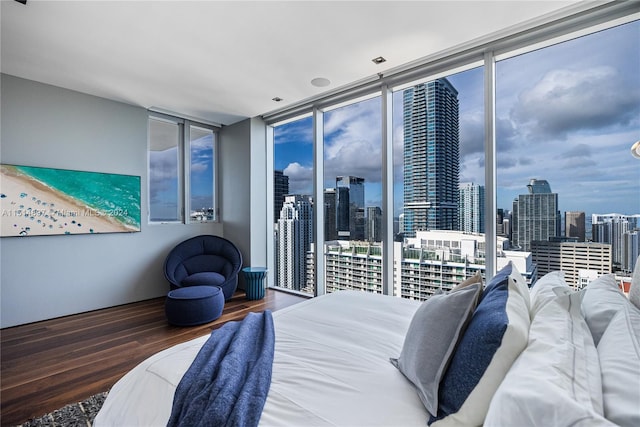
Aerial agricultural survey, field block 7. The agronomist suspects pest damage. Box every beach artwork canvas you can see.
[1,164,141,237]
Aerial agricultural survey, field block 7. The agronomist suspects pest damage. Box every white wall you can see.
[0,74,225,327]
[219,117,268,290]
[249,118,268,269]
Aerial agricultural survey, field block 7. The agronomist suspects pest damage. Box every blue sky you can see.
[150,133,214,220]
[275,20,640,218]
[189,134,215,211]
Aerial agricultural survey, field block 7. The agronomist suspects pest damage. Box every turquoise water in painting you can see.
[15,165,141,229]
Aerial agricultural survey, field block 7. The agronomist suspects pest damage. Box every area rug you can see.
[16,392,108,427]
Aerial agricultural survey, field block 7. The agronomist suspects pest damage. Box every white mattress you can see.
[95,290,427,426]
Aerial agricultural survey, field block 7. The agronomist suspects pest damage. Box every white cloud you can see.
[274,117,313,145]
[283,162,312,195]
[460,110,484,157]
[323,98,383,185]
[511,66,640,140]
[149,149,178,202]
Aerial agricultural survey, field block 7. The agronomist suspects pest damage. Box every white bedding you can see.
[95,290,427,427]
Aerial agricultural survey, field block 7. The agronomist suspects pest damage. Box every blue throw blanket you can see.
[167,311,275,427]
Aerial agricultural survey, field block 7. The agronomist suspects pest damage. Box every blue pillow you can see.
[429,262,531,426]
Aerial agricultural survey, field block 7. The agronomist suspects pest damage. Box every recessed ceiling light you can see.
[272,97,283,102]
[311,77,331,88]
[372,56,386,64]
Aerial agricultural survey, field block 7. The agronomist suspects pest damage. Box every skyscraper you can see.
[622,231,639,272]
[592,213,640,271]
[274,170,289,220]
[496,208,511,239]
[323,188,337,241]
[336,176,365,240]
[336,186,351,238]
[459,182,485,233]
[366,206,382,242]
[565,211,585,242]
[403,78,460,236]
[276,195,312,291]
[511,179,560,252]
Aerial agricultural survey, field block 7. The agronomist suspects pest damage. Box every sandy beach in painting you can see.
[1,165,135,237]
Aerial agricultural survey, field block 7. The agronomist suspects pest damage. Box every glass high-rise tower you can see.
[276,195,313,291]
[459,182,485,233]
[512,179,560,252]
[403,78,460,236]
[274,170,289,220]
[323,188,338,241]
[336,176,365,240]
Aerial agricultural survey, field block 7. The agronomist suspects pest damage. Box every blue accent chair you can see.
[163,235,243,301]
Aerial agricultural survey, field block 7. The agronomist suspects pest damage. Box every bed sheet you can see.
[95,290,427,426]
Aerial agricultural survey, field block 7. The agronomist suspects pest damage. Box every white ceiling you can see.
[1,0,584,126]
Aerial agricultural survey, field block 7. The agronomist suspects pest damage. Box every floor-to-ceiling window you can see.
[496,20,640,289]
[392,67,486,301]
[323,96,383,295]
[267,10,639,300]
[272,115,314,294]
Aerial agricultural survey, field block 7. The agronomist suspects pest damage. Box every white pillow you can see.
[390,282,482,416]
[485,292,613,426]
[598,302,640,427]
[529,271,571,316]
[630,255,640,310]
[430,262,530,426]
[581,274,628,345]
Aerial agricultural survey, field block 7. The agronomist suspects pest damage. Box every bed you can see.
[95,260,640,427]
[94,290,428,426]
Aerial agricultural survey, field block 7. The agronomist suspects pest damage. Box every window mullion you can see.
[180,121,188,223]
[381,84,394,296]
[266,125,275,289]
[182,121,190,224]
[483,51,497,279]
[313,107,325,297]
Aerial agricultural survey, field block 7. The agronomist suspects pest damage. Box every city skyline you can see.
[274,20,640,218]
[271,19,639,297]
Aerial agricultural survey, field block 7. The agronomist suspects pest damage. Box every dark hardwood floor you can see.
[0,289,307,426]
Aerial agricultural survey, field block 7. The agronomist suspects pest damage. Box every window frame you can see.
[148,111,220,225]
[265,3,639,297]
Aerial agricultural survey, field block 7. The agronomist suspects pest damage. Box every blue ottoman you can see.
[165,286,224,326]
